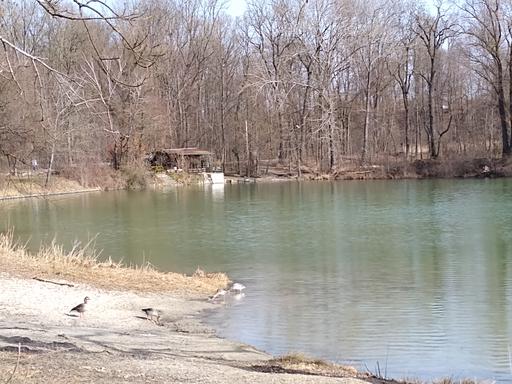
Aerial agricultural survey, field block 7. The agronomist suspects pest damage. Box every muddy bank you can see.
[405,158,508,179]
[0,274,368,384]
[221,158,512,183]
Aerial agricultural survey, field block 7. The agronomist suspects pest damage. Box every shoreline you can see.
[2,154,512,202]
[0,173,507,203]
[0,233,485,384]
[0,187,102,201]
[0,273,369,384]
[0,232,371,383]
[2,156,511,202]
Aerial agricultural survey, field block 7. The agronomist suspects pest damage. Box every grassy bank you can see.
[0,174,95,199]
[0,231,229,295]
[0,163,150,199]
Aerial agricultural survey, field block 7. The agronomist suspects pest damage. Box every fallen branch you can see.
[33,277,74,287]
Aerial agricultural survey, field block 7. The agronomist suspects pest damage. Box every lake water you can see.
[1,180,512,382]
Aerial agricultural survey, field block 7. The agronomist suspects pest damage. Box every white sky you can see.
[225,0,437,18]
[226,0,248,17]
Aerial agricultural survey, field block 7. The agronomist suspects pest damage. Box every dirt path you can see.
[0,274,368,383]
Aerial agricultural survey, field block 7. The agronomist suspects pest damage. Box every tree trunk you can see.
[361,67,372,164]
[45,141,55,187]
[497,64,511,156]
[427,59,437,159]
[403,97,410,159]
[220,61,226,171]
[245,120,250,177]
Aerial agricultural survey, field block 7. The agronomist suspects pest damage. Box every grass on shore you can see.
[0,174,91,198]
[255,352,358,378]
[252,353,486,384]
[0,231,229,295]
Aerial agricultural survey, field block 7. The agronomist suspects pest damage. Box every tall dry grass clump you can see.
[0,175,89,198]
[264,353,358,377]
[0,231,229,295]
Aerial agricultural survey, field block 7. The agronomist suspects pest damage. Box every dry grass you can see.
[254,354,488,384]
[252,352,359,378]
[397,380,485,384]
[167,171,204,185]
[0,175,90,198]
[431,380,485,384]
[366,376,487,384]
[0,231,230,295]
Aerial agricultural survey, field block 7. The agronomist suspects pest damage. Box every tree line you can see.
[1,0,512,178]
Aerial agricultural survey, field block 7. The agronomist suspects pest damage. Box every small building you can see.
[147,148,213,172]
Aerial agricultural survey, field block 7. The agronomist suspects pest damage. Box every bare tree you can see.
[414,3,458,159]
[462,0,511,156]
[387,2,418,159]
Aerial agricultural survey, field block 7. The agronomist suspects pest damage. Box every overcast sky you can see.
[226,0,437,18]
[227,0,247,17]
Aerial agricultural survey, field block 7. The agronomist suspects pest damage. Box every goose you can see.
[208,288,227,302]
[230,283,246,294]
[70,296,90,318]
[141,308,161,324]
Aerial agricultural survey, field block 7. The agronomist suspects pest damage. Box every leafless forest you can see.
[1,0,511,179]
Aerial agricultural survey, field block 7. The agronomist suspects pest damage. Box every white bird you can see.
[230,283,246,294]
[209,288,227,302]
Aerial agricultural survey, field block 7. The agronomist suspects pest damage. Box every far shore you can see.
[1,156,511,202]
[0,187,102,201]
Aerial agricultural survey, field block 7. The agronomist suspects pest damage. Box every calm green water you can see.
[2,180,512,381]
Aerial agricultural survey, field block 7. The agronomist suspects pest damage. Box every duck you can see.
[208,288,227,302]
[230,282,246,294]
[70,296,90,318]
[141,308,161,324]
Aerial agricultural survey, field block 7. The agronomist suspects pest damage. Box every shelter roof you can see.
[157,148,212,156]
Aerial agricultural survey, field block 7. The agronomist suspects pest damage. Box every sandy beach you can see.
[0,273,370,384]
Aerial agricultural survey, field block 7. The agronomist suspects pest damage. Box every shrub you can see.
[123,164,150,190]
[60,163,125,190]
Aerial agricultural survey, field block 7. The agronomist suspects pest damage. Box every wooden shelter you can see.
[147,148,213,172]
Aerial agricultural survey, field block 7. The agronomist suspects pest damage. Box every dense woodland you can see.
[1,0,512,179]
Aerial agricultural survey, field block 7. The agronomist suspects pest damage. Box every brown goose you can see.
[70,296,90,318]
[208,288,227,302]
[141,308,161,324]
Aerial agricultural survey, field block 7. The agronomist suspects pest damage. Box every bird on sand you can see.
[230,283,246,294]
[208,288,227,302]
[70,296,90,318]
[141,308,161,324]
